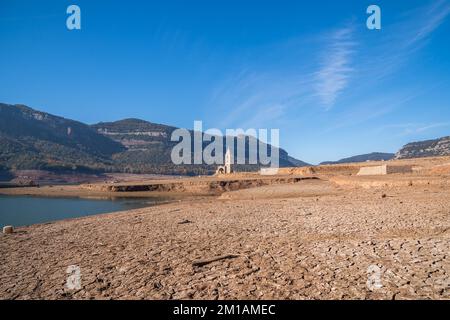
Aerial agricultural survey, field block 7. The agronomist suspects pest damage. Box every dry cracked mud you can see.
[0,180,449,300]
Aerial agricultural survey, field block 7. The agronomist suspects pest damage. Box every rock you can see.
[395,136,450,159]
[3,225,14,234]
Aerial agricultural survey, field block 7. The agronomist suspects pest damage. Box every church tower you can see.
[225,148,232,174]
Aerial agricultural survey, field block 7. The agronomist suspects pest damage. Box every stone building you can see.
[215,148,232,175]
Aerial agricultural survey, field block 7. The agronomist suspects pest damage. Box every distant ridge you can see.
[92,118,310,173]
[0,103,124,173]
[395,136,450,159]
[0,103,308,176]
[320,152,395,165]
[319,135,450,165]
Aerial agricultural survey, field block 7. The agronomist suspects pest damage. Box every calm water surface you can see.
[0,195,164,227]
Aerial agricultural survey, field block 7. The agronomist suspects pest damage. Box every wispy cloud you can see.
[314,27,356,109]
[359,0,450,82]
[377,122,450,137]
[403,122,450,135]
[408,0,450,46]
[207,1,449,131]
[209,66,315,129]
[322,89,423,134]
[208,26,358,128]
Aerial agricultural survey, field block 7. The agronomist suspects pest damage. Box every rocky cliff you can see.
[395,136,450,159]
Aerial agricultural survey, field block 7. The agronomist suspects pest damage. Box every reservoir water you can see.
[0,195,163,227]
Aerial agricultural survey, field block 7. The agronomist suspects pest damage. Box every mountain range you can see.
[319,136,450,165]
[0,103,308,176]
[320,152,395,165]
[1,103,449,176]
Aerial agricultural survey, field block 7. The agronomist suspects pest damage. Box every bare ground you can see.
[0,179,449,300]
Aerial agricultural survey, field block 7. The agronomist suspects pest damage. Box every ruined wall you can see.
[279,165,360,176]
[386,165,413,174]
[357,165,413,176]
[357,165,387,176]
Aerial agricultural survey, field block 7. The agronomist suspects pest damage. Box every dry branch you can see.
[192,254,240,267]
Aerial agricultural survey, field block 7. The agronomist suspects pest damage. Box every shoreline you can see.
[1,180,448,299]
[0,174,319,199]
[0,188,215,228]
[1,157,450,299]
[0,185,211,200]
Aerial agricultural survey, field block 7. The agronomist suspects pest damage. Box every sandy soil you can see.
[0,175,316,198]
[0,179,448,300]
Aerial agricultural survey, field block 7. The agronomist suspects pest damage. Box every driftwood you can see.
[178,219,193,225]
[192,254,240,267]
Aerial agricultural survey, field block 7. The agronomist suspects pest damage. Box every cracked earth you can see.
[0,180,449,300]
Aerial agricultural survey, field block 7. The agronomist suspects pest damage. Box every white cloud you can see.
[408,0,450,46]
[404,122,450,135]
[378,122,450,136]
[313,27,356,109]
[207,1,450,130]
[209,67,314,129]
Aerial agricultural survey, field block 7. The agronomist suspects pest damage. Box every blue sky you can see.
[0,0,449,164]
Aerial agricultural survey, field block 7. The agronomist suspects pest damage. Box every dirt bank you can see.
[0,176,318,199]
